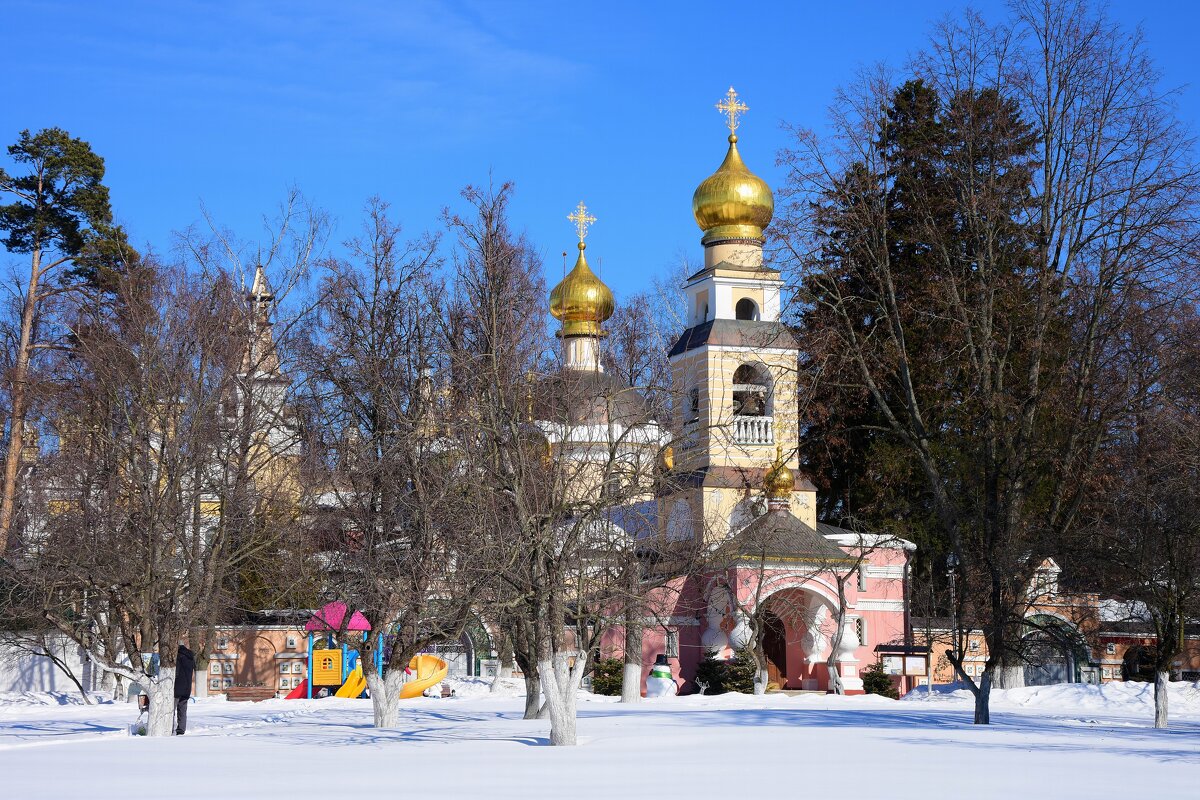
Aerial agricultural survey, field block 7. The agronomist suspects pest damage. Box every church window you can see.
[1106,643,1116,655]
[688,387,700,422]
[666,630,679,659]
[857,568,868,592]
[854,617,866,645]
[732,364,769,417]
[735,298,759,321]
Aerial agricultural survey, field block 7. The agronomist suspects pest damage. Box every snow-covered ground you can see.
[1,679,1197,798]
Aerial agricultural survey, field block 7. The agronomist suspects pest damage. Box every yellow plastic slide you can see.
[399,654,448,699]
[334,665,367,698]
[332,655,447,700]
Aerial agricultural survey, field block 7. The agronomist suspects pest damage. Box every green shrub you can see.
[694,650,727,694]
[694,649,759,694]
[862,661,899,699]
[590,657,624,696]
[725,649,759,693]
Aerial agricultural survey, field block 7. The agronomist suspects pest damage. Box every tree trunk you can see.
[538,652,581,746]
[825,618,844,695]
[753,665,769,696]
[1154,670,1168,729]
[365,670,406,729]
[990,653,1025,690]
[973,670,992,725]
[620,611,643,703]
[522,671,541,720]
[0,248,42,554]
[827,664,845,696]
[491,634,514,693]
[146,666,177,737]
[194,663,208,700]
[622,662,643,703]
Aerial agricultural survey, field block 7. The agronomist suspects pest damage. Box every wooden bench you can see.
[224,686,276,702]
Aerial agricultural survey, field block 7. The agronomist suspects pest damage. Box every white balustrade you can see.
[732,415,774,446]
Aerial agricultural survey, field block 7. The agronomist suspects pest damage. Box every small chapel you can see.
[543,89,916,694]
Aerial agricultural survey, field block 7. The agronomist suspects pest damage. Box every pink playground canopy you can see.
[305,602,371,632]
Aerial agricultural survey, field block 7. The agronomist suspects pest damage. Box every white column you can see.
[563,336,603,372]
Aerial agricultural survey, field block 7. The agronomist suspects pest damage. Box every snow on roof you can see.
[1098,599,1150,623]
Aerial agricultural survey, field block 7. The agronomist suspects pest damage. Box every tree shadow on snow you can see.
[571,705,1200,764]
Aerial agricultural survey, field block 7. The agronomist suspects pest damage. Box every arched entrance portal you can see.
[762,609,787,688]
[758,587,836,691]
[1023,615,1090,686]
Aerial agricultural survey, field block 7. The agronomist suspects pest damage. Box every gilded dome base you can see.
[700,227,766,246]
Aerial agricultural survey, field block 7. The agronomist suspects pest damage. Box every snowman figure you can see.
[645,654,677,698]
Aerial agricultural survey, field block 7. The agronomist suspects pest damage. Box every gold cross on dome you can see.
[567,201,597,244]
[716,86,748,133]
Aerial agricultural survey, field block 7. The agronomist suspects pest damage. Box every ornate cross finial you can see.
[567,201,597,245]
[716,86,749,134]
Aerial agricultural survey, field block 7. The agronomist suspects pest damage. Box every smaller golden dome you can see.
[549,243,615,337]
[693,134,774,245]
[763,444,793,500]
[658,445,675,473]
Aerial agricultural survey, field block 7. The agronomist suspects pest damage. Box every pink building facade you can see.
[604,528,913,695]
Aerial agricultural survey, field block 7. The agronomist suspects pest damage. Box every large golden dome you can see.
[549,243,614,337]
[693,133,775,245]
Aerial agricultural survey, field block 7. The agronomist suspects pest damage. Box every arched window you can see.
[732,363,770,417]
[735,297,759,321]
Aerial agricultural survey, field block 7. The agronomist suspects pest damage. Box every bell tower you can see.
[663,88,815,542]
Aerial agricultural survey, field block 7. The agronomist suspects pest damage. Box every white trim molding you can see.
[853,598,905,612]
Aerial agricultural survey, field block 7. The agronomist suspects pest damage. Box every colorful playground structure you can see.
[284,602,448,700]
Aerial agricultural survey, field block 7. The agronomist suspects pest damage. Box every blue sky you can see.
[3,0,1198,301]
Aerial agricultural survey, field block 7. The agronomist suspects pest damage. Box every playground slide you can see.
[285,655,448,700]
[399,654,448,699]
[334,666,367,698]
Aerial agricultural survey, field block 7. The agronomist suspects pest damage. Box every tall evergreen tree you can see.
[0,128,127,554]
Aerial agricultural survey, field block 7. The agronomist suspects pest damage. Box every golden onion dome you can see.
[763,444,794,500]
[549,243,615,337]
[692,133,774,245]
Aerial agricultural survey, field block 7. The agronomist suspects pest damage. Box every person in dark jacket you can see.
[174,641,195,735]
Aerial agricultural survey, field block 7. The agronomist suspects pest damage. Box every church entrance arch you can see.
[761,609,787,689]
[757,585,837,691]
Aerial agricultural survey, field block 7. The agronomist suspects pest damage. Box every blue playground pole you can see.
[376,635,384,677]
[341,642,348,683]
[306,632,314,699]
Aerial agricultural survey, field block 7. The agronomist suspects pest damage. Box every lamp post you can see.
[946,553,960,675]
